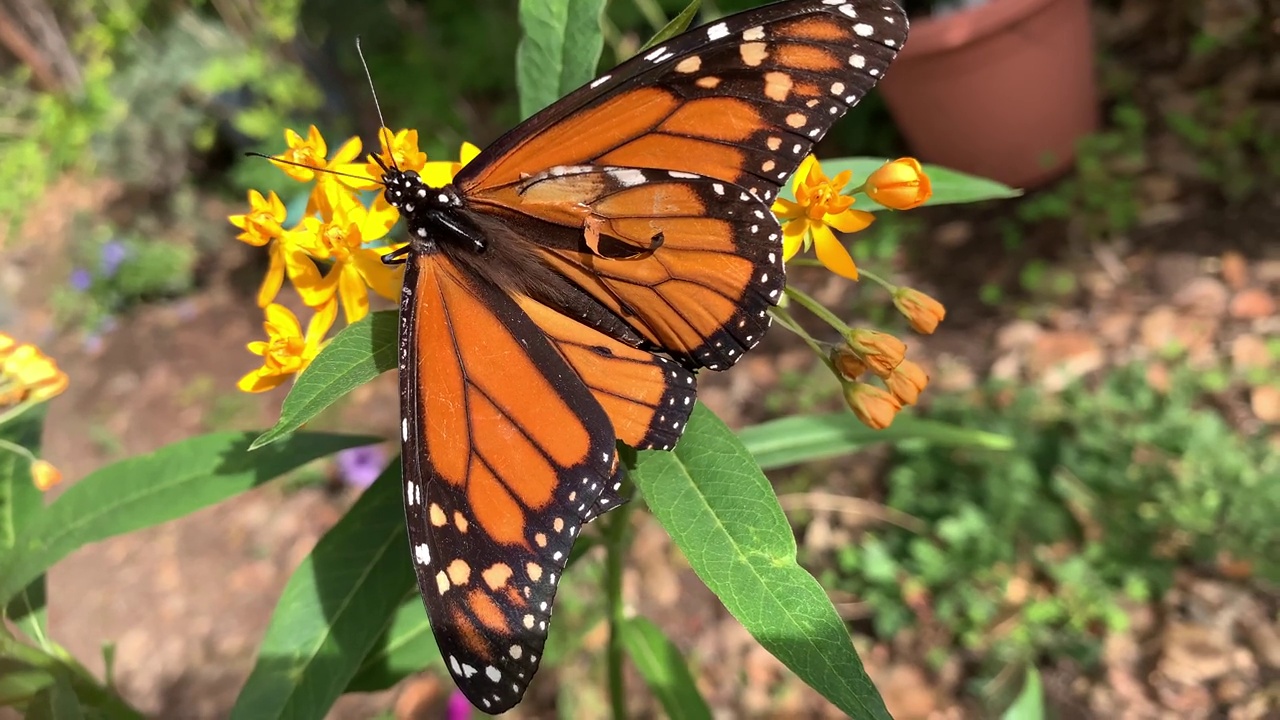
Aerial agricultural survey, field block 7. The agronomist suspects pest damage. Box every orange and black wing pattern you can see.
[454,0,909,368]
[381,0,910,713]
[397,250,618,712]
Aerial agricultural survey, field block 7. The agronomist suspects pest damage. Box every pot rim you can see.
[898,0,1062,58]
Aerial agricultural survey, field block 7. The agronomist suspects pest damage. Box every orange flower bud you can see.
[844,382,902,430]
[893,288,947,335]
[31,460,62,491]
[886,359,929,405]
[829,346,868,381]
[847,329,906,377]
[864,157,932,210]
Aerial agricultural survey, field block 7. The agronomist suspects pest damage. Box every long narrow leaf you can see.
[0,408,49,637]
[251,311,398,450]
[638,0,701,52]
[0,431,372,604]
[516,0,608,119]
[232,463,415,720]
[620,617,712,720]
[738,412,1013,471]
[345,593,442,693]
[631,404,890,719]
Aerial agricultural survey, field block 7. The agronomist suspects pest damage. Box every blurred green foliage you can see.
[50,214,197,334]
[825,361,1280,677]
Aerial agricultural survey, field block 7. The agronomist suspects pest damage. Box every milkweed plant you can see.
[0,1,1018,718]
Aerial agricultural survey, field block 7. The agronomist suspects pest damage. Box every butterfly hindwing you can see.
[398,250,616,712]
[520,291,698,452]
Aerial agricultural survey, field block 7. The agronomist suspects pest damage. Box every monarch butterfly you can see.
[377,0,908,711]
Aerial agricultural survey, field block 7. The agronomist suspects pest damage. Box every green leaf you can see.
[0,659,53,705]
[778,158,1021,208]
[0,407,49,639]
[620,616,712,720]
[639,0,701,52]
[516,0,608,119]
[22,668,85,720]
[251,311,397,450]
[631,404,890,719]
[232,463,416,720]
[738,412,1014,471]
[0,431,373,604]
[1002,667,1045,720]
[346,592,442,693]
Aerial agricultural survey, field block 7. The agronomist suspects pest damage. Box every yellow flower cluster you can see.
[0,333,68,490]
[772,156,943,430]
[1,333,68,409]
[230,125,478,392]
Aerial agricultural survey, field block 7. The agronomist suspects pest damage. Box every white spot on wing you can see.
[853,23,874,37]
[590,74,611,88]
[707,22,729,40]
[609,168,647,187]
[414,543,431,565]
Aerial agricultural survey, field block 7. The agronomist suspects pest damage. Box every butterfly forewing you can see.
[398,250,617,712]
[457,0,908,370]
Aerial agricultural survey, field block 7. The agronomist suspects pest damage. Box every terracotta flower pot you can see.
[879,0,1100,189]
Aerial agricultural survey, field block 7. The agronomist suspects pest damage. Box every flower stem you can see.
[0,437,37,463]
[604,497,634,720]
[784,285,852,337]
[854,266,898,294]
[768,306,825,358]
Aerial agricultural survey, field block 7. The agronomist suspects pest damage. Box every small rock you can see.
[1173,277,1230,317]
[1229,288,1276,320]
[1152,253,1203,295]
[1221,251,1250,290]
[996,320,1044,352]
[1231,334,1272,371]
[1027,331,1104,391]
[1251,385,1280,423]
[1256,260,1280,283]
[1140,174,1181,203]
[394,674,445,720]
[876,665,937,720]
[933,220,972,248]
[1146,363,1172,393]
[1096,311,1136,347]
[1140,306,1218,357]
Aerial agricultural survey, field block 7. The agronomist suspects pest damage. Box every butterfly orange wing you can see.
[454,1,908,368]
[398,250,618,712]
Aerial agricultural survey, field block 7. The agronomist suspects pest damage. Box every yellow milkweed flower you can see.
[863,157,932,211]
[272,125,363,183]
[0,339,68,407]
[771,155,874,281]
[31,459,62,491]
[287,183,402,324]
[238,302,338,393]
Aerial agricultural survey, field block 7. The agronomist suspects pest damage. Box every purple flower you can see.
[70,269,92,292]
[101,241,128,277]
[335,445,386,489]
[447,689,473,720]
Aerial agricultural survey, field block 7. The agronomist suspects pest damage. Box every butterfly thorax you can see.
[382,169,486,254]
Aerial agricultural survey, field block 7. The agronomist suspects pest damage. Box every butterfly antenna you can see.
[244,152,379,185]
[355,36,399,171]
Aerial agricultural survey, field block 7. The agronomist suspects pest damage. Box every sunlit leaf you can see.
[621,616,711,720]
[631,404,890,718]
[517,0,608,119]
[232,463,415,720]
[0,431,372,604]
